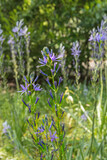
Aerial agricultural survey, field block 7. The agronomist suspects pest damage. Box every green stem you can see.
[11,44,19,90]
[51,73,62,160]
[17,42,24,79]
[25,36,30,77]
[89,86,96,159]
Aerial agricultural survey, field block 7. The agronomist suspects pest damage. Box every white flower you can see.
[66,95,73,103]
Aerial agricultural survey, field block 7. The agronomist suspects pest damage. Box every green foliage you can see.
[0,79,106,159]
[0,0,107,78]
[0,89,35,159]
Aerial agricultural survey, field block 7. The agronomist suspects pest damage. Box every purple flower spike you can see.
[56,54,64,60]
[38,127,45,133]
[18,26,28,36]
[38,112,40,119]
[55,104,58,117]
[33,75,39,83]
[34,112,40,119]
[19,82,30,95]
[41,153,45,160]
[38,142,44,149]
[41,50,47,58]
[27,119,33,129]
[46,77,51,86]
[51,53,57,61]
[41,141,45,145]
[47,98,52,108]
[62,124,65,132]
[89,20,107,43]
[12,26,19,33]
[24,76,29,83]
[35,126,45,134]
[8,36,15,45]
[51,69,54,75]
[0,28,3,34]
[49,130,58,142]
[49,121,53,129]
[50,90,54,99]
[89,35,94,42]
[49,49,63,62]
[56,64,61,73]
[22,99,31,112]
[22,99,28,106]
[60,92,63,103]
[45,114,48,125]
[54,62,57,71]
[55,104,57,111]
[40,70,48,76]
[28,105,31,113]
[35,97,39,104]
[54,81,57,89]
[58,77,63,86]
[51,154,53,160]
[45,47,50,54]
[33,84,42,91]
[71,41,81,58]
[41,125,45,130]
[48,49,53,57]
[60,111,64,119]
[27,119,30,124]
[39,56,47,66]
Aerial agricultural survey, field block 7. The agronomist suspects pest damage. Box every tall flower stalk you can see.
[71,41,81,90]
[8,36,19,90]
[24,26,30,77]
[12,20,25,79]
[38,47,66,160]
[8,20,30,89]
[20,47,66,159]
[0,25,7,88]
[88,17,107,158]
[58,44,67,87]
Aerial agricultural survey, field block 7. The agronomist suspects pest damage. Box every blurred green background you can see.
[0,0,107,82]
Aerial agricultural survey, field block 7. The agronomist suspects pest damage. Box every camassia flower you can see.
[18,76,42,94]
[33,84,42,91]
[71,41,81,87]
[12,19,24,34]
[89,29,106,42]
[49,130,58,142]
[19,82,30,95]
[39,47,64,67]
[35,127,45,134]
[39,56,47,66]
[71,41,81,58]
[89,18,107,43]
[2,121,11,134]
[22,99,31,112]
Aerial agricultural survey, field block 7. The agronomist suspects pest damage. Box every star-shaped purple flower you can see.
[33,84,42,91]
[38,47,64,67]
[39,56,47,66]
[18,82,30,95]
[49,130,58,142]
